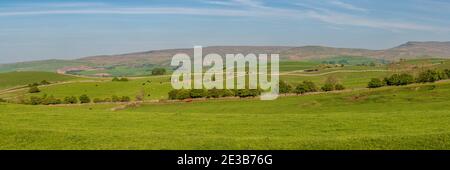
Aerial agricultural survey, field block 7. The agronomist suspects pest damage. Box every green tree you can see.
[335,84,345,91]
[303,81,318,92]
[64,96,78,104]
[279,81,292,94]
[79,94,91,104]
[294,84,308,95]
[120,96,131,102]
[190,89,206,98]
[368,78,385,88]
[28,86,41,93]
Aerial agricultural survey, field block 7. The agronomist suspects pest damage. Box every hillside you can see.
[1,41,449,75]
[0,71,80,90]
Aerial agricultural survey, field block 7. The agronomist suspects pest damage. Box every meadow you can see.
[0,58,449,150]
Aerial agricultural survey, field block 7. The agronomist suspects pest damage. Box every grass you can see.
[0,82,449,149]
[0,71,80,90]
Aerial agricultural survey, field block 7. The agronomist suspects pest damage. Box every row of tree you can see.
[368,69,450,88]
[168,88,262,100]
[280,77,346,95]
[22,94,131,105]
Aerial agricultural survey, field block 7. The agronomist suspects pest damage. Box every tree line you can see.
[367,69,450,88]
[20,94,132,105]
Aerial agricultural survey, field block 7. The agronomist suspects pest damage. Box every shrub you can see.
[335,84,345,91]
[0,98,6,103]
[294,84,308,95]
[207,88,221,98]
[152,68,167,75]
[112,77,129,82]
[42,95,61,105]
[279,81,292,94]
[29,96,43,105]
[119,78,129,82]
[190,89,206,98]
[303,81,318,92]
[120,96,131,102]
[176,90,191,100]
[28,86,40,93]
[385,73,414,86]
[445,69,450,78]
[416,70,441,83]
[112,77,120,81]
[112,95,120,102]
[79,94,91,104]
[368,78,385,88]
[93,98,103,103]
[40,80,51,85]
[64,96,78,104]
[168,89,180,100]
[221,89,235,97]
[321,83,334,92]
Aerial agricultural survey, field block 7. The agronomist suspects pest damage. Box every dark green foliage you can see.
[151,68,167,75]
[368,78,385,88]
[79,94,91,104]
[417,70,443,83]
[64,96,78,104]
[29,96,43,105]
[207,88,221,98]
[176,90,191,100]
[279,81,292,94]
[28,86,40,93]
[40,80,51,85]
[384,73,414,86]
[190,89,207,98]
[445,69,450,78]
[93,98,103,103]
[335,84,345,91]
[120,96,131,102]
[42,95,62,105]
[112,95,120,102]
[112,77,120,81]
[321,83,335,92]
[294,81,318,95]
[0,98,6,103]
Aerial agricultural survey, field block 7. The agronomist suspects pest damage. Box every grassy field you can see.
[0,71,81,90]
[0,58,449,150]
[0,81,449,150]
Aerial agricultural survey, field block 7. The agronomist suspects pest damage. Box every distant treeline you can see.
[368,69,450,88]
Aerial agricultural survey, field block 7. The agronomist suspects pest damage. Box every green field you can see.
[0,58,449,150]
[0,82,449,149]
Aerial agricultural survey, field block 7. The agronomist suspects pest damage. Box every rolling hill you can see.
[1,41,449,74]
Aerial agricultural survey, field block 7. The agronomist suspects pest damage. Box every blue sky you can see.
[1,0,450,63]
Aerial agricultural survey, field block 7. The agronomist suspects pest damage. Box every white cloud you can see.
[329,0,368,12]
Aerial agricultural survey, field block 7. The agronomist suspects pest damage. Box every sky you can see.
[1,0,450,63]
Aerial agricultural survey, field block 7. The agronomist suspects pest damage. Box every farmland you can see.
[0,58,449,150]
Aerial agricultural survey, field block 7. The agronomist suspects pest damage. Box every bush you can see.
[28,86,40,93]
[112,77,120,81]
[168,89,180,100]
[294,84,308,95]
[93,98,103,103]
[120,96,131,102]
[190,89,206,98]
[176,90,191,100]
[384,73,414,86]
[29,96,43,105]
[221,89,235,97]
[0,98,6,103]
[112,77,129,82]
[207,88,221,98]
[40,80,51,85]
[42,95,61,105]
[368,78,385,88]
[152,68,167,75]
[445,69,450,78]
[335,84,345,91]
[279,81,292,94]
[64,96,78,104]
[112,95,120,102]
[303,81,318,92]
[321,83,334,92]
[79,94,91,104]
[417,70,443,83]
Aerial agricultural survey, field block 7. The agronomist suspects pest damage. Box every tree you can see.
[40,80,51,85]
[417,70,441,83]
[120,96,131,102]
[207,88,221,98]
[119,78,129,82]
[112,95,120,102]
[28,86,41,93]
[335,84,345,91]
[152,68,167,75]
[29,96,43,105]
[79,94,91,104]
[294,84,308,95]
[321,83,334,92]
[303,81,318,92]
[42,95,61,105]
[398,73,414,85]
[168,89,180,100]
[176,89,191,100]
[112,77,120,81]
[279,81,292,94]
[64,96,78,104]
[190,89,206,98]
[93,98,103,103]
[368,78,385,88]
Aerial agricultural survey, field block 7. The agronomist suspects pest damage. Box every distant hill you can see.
[1,41,450,73]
